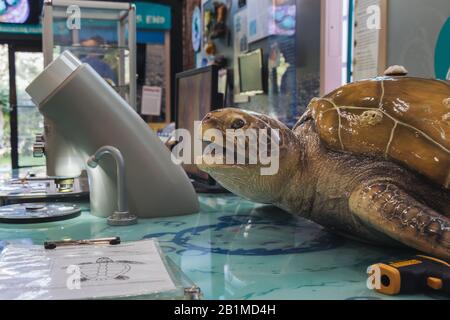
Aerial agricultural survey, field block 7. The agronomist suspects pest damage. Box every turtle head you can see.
[197,108,299,204]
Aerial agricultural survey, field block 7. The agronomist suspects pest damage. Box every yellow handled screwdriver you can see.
[368,255,449,296]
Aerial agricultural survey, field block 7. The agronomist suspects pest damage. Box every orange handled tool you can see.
[369,255,449,296]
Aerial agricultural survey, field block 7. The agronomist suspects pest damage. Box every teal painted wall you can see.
[435,17,450,80]
[387,0,450,79]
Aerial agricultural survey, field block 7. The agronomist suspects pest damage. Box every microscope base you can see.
[107,211,138,226]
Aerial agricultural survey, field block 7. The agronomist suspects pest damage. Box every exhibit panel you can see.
[183,0,315,127]
[350,0,450,81]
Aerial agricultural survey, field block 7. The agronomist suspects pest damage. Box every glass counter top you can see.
[0,193,447,300]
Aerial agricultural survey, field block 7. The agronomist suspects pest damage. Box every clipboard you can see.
[0,237,201,300]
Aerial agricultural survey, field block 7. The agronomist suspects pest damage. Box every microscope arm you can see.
[87,146,128,214]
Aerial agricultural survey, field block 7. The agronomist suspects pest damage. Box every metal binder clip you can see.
[184,286,202,300]
[44,237,121,250]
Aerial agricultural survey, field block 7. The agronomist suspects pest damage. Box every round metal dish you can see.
[0,203,82,224]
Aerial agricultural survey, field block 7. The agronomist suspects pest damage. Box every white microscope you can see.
[0,1,199,225]
[22,51,199,224]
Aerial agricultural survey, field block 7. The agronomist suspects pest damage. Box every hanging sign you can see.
[0,23,41,34]
[135,2,172,30]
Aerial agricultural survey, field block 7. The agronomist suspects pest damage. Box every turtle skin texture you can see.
[309,76,450,189]
[198,105,450,261]
[292,112,450,261]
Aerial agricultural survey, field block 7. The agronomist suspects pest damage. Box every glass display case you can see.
[42,0,137,109]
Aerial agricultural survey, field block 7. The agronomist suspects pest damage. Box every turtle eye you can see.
[231,118,246,130]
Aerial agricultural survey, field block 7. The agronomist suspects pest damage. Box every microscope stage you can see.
[0,203,82,224]
[0,177,89,205]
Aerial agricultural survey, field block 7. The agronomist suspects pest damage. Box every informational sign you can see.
[141,86,162,116]
[0,240,176,300]
[247,0,272,43]
[234,9,248,54]
[247,0,296,43]
[135,2,172,30]
[0,23,41,34]
[0,2,172,35]
[352,0,387,81]
[234,9,248,93]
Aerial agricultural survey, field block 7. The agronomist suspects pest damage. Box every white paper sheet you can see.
[353,0,382,80]
[234,9,248,94]
[247,0,273,43]
[141,86,162,116]
[0,240,176,300]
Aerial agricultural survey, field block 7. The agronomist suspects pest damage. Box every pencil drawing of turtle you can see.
[75,257,144,282]
[198,66,450,260]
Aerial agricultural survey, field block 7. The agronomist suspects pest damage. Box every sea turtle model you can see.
[198,68,450,260]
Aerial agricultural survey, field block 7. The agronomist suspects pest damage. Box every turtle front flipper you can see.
[349,182,450,260]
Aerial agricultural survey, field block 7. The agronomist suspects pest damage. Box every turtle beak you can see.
[199,112,222,134]
[199,112,227,146]
[197,113,226,166]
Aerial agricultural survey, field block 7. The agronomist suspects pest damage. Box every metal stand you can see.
[107,211,138,226]
[87,146,138,226]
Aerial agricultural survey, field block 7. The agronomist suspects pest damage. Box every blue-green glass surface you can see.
[0,171,448,300]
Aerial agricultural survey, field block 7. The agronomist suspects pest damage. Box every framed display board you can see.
[351,0,387,80]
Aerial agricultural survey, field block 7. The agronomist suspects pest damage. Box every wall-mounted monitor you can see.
[238,49,265,95]
[0,0,42,24]
[175,65,223,184]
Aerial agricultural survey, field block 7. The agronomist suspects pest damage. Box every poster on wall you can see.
[234,9,248,56]
[247,0,296,43]
[268,4,296,37]
[141,86,162,116]
[247,0,272,43]
[352,0,387,81]
[234,8,248,93]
